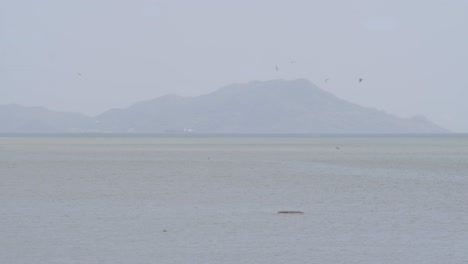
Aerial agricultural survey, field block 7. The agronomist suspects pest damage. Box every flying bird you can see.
[359,78,363,83]
[325,78,329,83]
[275,65,279,71]
[290,61,296,63]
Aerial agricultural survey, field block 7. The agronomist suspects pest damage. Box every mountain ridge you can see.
[0,79,448,134]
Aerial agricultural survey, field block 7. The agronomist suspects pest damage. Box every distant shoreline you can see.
[0,132,465,138]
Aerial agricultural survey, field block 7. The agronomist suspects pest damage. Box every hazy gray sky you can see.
[1,0,467,131]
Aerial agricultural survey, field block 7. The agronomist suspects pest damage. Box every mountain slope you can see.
[0,104,95,133]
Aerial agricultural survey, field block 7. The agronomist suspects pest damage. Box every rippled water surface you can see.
[1,136,467,264]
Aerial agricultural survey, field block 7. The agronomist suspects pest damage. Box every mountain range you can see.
[0,79,447,134]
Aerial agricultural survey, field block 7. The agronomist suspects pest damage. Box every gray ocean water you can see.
[1,135,467,264]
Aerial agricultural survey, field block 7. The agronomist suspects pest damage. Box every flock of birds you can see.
[77,61,363,83]
[77,62,364,85]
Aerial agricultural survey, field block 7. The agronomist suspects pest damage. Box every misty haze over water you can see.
[1,1,468,263]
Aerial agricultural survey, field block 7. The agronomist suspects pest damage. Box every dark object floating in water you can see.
[277,211,304,214]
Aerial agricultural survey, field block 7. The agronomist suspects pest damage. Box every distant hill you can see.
[0,104,95,133]
[95,79,446,134]
[0,79,447,134]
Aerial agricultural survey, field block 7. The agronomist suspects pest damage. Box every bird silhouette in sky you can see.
[359,78,363,83]
[275,65,279,71]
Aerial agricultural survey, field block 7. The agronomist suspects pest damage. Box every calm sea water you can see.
[1,136,467,264]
